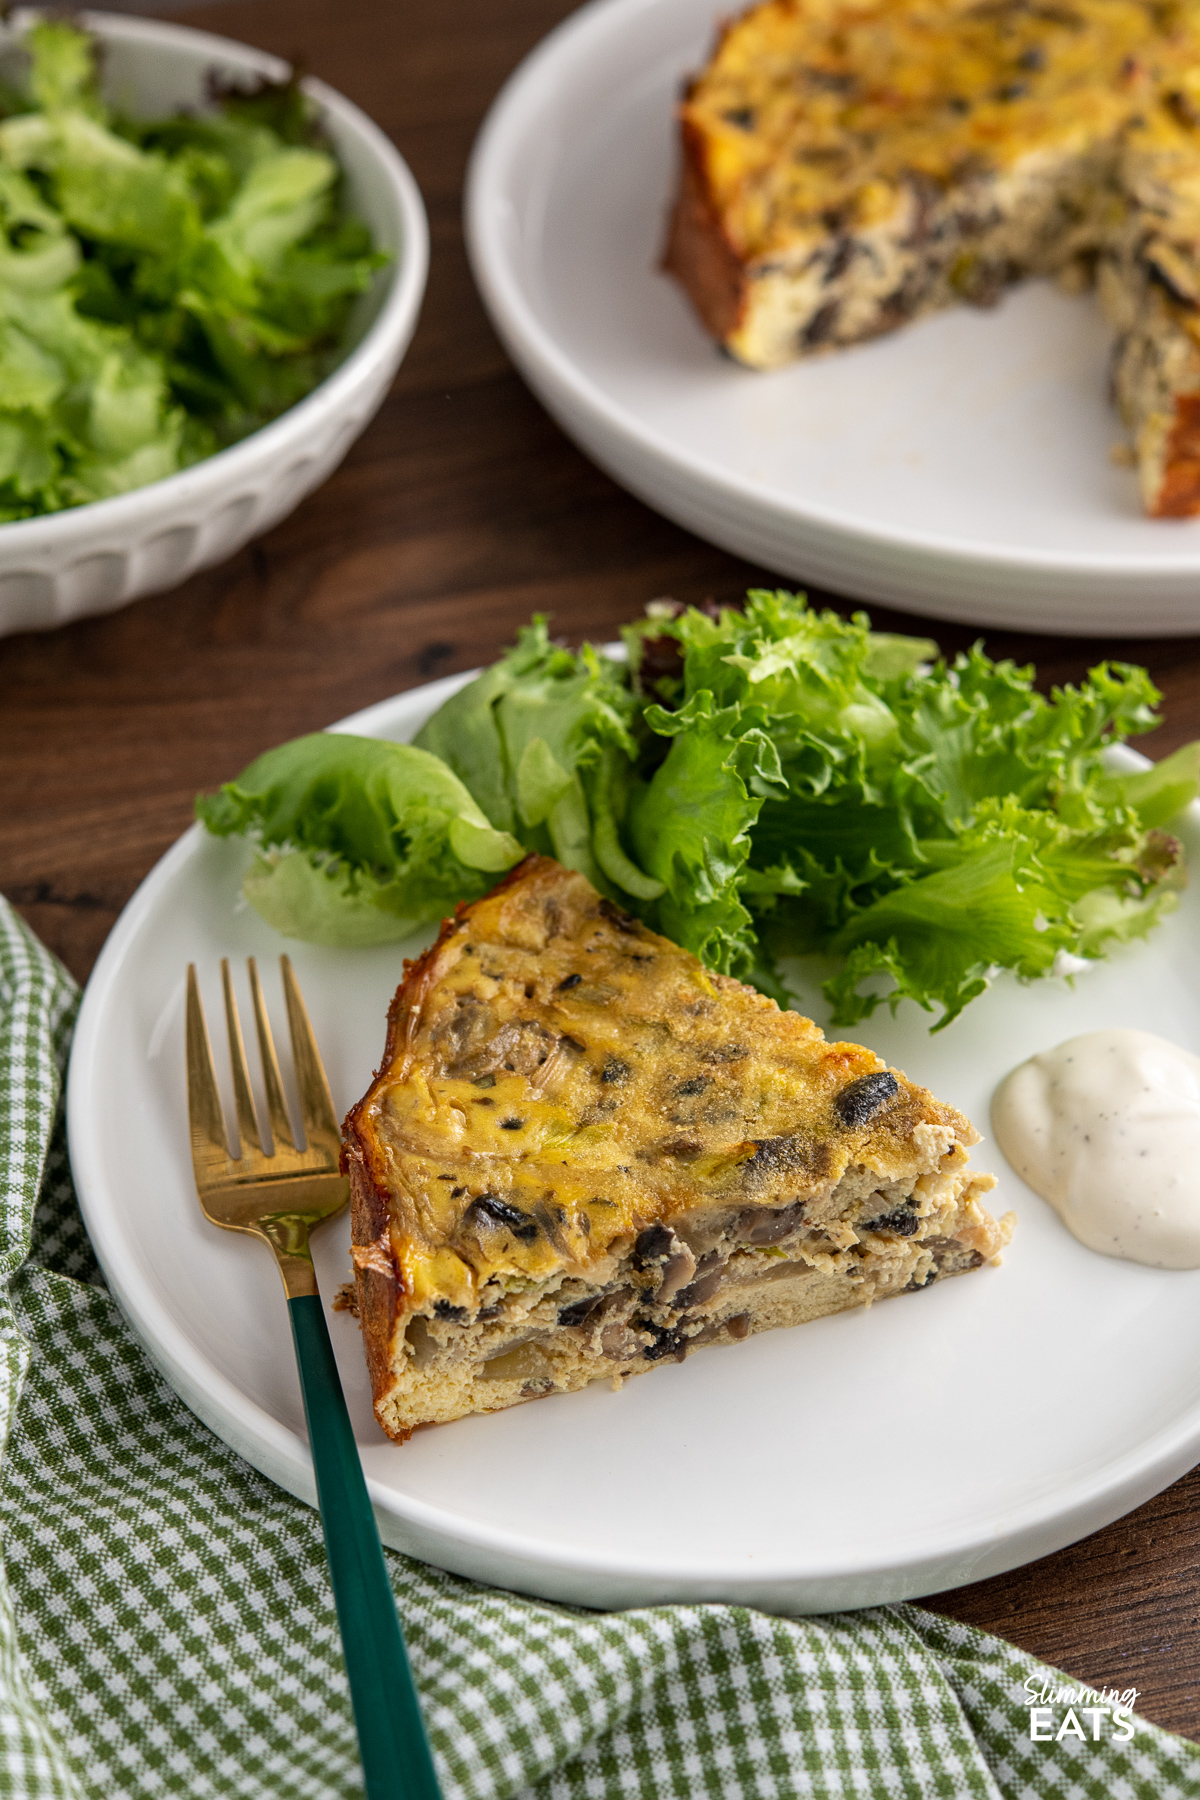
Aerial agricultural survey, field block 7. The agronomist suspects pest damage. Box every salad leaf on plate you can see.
[198,592,1200,1031]
[622,593,1195,1027]
[196,734,523,946]
[413,617,652,899]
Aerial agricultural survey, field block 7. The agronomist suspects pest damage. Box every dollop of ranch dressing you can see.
[991,1030,1200,1268]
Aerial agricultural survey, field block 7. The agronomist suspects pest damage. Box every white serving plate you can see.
[0,11,428,637]
[466,0,1200,636]
[66,672,1200,1612]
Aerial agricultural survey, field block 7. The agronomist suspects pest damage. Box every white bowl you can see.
[0,10,429,637]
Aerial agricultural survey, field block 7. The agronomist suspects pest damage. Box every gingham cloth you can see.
[1,898,1198,1800]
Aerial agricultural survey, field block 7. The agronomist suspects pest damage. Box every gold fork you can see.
[186,956,346,1297]
[186,956,441,1800]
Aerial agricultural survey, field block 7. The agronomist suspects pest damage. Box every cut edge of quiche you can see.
[663,0,1200,517]
[343,855,1013,1442]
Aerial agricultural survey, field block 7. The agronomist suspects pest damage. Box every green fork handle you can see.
[288,1294,442,1799]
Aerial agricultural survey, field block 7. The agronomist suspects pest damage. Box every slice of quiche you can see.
[664,0,1200,513]
[343,856,1011,1441]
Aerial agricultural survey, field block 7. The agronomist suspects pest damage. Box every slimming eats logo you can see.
[1023,1676,1139,1742]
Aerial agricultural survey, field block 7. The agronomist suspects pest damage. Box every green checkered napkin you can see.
[1,897,1198,1800]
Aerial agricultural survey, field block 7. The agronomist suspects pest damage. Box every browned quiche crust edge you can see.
[343,857,540,1439]
[662,114,748,344]
[1154,393,1200,517]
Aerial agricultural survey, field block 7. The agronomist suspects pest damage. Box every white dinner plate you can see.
[466,0,1200,637]
[69,673,1200,1612]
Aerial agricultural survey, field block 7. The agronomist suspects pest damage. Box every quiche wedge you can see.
[665,0,1200,515]
[343,856,1010,1441]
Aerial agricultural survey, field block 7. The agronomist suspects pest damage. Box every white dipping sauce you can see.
[991,1029,1200,1269]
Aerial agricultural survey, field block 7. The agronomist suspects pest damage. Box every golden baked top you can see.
[344,855,977,1320]
[682,0,1200,262]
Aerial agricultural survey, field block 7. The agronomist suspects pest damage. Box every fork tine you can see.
[220,959,262,1156]
[186,965,230,1157]
[248,956,295,1152]
[280,955,340,1147]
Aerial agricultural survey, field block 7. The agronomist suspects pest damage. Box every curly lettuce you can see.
[621,592,1198,1027]
[418,593,1198,1027]
[199,592,1200,1031]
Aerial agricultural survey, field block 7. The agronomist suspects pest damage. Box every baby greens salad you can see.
[199,591,1200,1031]
[0,19,383,518]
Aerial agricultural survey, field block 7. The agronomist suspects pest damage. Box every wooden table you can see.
[4,0,1200,1739]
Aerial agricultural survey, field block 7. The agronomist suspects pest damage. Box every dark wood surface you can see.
[4,0,1200,1738]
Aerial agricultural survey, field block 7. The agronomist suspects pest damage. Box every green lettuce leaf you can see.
[202,593,1200,1025]
[623,591,1198,1027]
[825,842,1072,1030]
[25,20,97,115]
[626,691,778,972]
[1094,741,1200,829]
[414,618,646,894]
[196,734,524,945]
[0,18,384,519]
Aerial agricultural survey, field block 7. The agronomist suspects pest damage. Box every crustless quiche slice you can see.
[665,0,1200,514]
[343,856,1011,1440]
